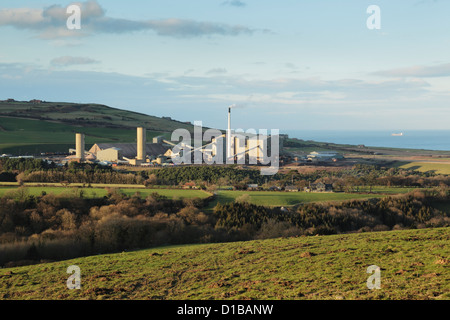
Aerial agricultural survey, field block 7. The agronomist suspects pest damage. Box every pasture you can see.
[0,227,448,300]
[208,187,415,209]
[0,186,211,200]
[399,162,450,175]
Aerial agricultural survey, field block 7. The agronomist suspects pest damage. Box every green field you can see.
[0,117,169,154]
[207,187,414,209]
[399,162,450,175]
[0,186,211,200]
[356,186,417,194]
[0,185,414,206]
[1,227,448,300]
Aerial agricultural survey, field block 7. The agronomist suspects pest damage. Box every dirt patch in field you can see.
[300,251,317,258]
[434,258,448,265]
[237,249,256,255]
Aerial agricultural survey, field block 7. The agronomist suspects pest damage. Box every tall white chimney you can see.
[227,107,232,161]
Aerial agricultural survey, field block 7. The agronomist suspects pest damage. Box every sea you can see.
[282,130,450,151]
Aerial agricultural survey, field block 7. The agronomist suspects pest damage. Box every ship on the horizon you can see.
[391,132,403,136]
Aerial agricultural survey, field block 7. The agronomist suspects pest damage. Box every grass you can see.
[356,186,417,194]
[0,184,413,205]
[0,227,448,300]
[206,187,414,209]
[0,100,211,154]
[0,186,211,200]
[0,117,168,155]
[0,101,195,133]
[399,162,450,175]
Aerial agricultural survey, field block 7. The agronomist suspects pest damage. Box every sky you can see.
[0,0,449,132]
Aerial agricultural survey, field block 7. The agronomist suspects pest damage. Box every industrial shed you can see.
[89,143,170,160]
[97,147,123,162]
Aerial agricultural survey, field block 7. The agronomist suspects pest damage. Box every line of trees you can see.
[150,166,284,186]
[0,158,56,172]
[214,188,450,239]
[2,159,450,191]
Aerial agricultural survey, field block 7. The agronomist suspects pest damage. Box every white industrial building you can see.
[198,107,280,165]
[68,127,172,165]
[96,147,123,162]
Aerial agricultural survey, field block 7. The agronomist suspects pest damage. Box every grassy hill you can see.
[205,189,400,210]
[398,162,450,175]
[1,227,448,300]
[0,100,199,155]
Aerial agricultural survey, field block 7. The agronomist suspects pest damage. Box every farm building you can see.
[304,182,333,193]
[307,152,344,161]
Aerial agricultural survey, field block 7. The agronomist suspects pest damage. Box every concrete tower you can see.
[136,127,146,161]
[75,133,85,161]
[227,107,232,161]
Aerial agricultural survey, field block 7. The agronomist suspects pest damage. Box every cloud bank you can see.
[50,56,99,66]
[373,63,450,78]
[222,1,247,7]
[0,0,256,39]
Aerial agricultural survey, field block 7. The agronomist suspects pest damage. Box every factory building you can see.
[90,143,170,162]
[196,107,282,165]
[204,133,276,165]
[67,108,283,167]
[89,126,170,164]
[68,126,172,165]
[96,147,123,162]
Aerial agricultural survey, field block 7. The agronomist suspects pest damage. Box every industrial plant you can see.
[66,107,284,167]
[67,127,173,166]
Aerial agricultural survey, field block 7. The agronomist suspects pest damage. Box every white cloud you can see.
[50,56,99,66]
[0,63,444,130]
[0,0,257,39]
[222,1,247,7]
[372,63,450,78]
[206,68,228,75]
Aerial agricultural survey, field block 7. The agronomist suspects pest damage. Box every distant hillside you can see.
[0,100,200,155]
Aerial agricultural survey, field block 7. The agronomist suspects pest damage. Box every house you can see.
[285,186,299,192]
[304,182,333,193]
[183,182,197,189]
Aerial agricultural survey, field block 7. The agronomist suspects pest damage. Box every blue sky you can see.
[0,0,449,131]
